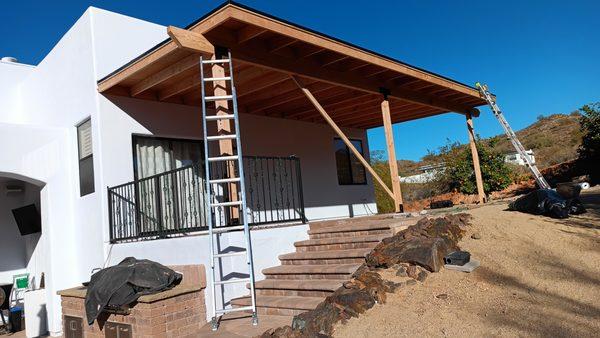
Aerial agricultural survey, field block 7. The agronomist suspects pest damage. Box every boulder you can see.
[366,214,470,272]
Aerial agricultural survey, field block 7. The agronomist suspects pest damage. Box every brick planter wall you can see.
[58,264,207,338]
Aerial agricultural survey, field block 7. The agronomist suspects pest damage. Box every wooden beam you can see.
[236,25,268,43]
[167,26,215,54]
[268,35,298,52]
[201,33,474,114]
[130,54,198,97]
[291,75,396,201]
[466,112,486,203]
[381,98,403,212]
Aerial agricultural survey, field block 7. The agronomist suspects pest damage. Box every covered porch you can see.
[98,2,487,239]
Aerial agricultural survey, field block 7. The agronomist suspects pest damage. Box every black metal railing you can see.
[108,156,305,243]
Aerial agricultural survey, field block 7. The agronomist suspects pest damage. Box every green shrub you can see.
[439,138,513,195]
[370,151,395,214]
[578,103,600,182]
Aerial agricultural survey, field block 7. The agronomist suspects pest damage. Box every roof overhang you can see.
[98,1,485,129]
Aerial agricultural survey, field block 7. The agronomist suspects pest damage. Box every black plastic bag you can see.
[508,189,585,219]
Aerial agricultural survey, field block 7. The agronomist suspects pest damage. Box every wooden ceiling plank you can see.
[130,54,199,97]
[268,35,298,52]
[236,24,268,43]
[245,81,333,114]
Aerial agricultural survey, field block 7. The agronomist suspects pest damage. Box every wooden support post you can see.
[291,75,396,202]
[466,112,486,203]
[211,49,239,220]
[381,98,404,212]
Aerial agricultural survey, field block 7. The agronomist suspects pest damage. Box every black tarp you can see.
[508,189,586,219]
[84,257,182,324]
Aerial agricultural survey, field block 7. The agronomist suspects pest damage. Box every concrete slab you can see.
[444,260,480,273]
[199,313,292,337]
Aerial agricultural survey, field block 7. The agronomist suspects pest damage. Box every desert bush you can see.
[370,151,395,213]
[578,103,600,183]
[438,138,513,195]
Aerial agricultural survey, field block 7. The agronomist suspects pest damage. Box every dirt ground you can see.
[334,187,600,338]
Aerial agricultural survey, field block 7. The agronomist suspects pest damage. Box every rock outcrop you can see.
[260,214,471,338]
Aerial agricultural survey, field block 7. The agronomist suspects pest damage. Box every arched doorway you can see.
[0,172,46,334]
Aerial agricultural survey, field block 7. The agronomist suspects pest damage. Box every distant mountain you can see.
[398,113,582,175]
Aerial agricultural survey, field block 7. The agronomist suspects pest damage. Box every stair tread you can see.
[279,248,371,260]
[251,279,345,291]
[231,295,322,310]
[307,222,392,235]
[263,263,361,275]
[295,234,388,247]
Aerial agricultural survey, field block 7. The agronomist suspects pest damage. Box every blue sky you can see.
[2,0,598,161]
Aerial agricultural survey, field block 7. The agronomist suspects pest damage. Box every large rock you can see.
[366,214,470,272]
[260,265,396,338]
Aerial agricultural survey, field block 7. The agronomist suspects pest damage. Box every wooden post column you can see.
[466,112,486,203]
[211,49,239,220]
[380,96,404,212]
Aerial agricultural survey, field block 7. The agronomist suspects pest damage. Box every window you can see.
[334,138,366,185]
[77,118,95,196]
[132,135,203,179]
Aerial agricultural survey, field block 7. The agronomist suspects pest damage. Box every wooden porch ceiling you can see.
[98,2,486,129]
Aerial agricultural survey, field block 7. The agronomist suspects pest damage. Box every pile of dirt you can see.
[261,215,472,338]
[404,192,480,212]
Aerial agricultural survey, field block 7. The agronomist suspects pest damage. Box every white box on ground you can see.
[24,289,48,337]
[444,260,480,273]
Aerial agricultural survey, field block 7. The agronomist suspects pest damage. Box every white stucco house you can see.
[0,2,488,335]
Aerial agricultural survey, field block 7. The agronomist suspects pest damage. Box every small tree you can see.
[578,103,600,183]
[439,138,512,195]
[370,151,395,213]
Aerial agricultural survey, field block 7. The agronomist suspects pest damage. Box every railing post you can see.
[295,157,307,223]
[155,177,164,238]
[108,187,114,243]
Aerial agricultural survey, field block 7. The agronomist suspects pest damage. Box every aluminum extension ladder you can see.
[200,51,258,330]
[475,83,551,189]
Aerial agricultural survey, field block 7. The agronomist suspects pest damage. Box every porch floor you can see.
[198,313,292,337]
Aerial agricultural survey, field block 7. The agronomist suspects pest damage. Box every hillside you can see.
[399,113,582,175]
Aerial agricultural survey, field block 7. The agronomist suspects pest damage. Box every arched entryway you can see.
[0,172,46,334]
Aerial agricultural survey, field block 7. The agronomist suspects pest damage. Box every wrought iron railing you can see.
[108,156,305,243]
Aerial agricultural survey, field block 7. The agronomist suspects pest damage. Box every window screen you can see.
[334,138,367,185]
[77,119,95,196]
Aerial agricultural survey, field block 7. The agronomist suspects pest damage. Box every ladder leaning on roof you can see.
[475,83,551,190]
[200,51,258,330]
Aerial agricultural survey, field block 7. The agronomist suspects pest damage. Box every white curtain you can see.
[134,137,205,233]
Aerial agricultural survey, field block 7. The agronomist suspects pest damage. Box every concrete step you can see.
[231,295,322,316]
[263,263,361,280]
[279,248,370,265]
[249,279,344,297]
[308,222,393,239]
[308,216,394,230]
[294,234,388,252]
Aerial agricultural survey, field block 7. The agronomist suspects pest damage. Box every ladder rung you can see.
[206,114,235,121]
[214,278,250,285]
[204,76,232,82]
[205,95,233,102]
[202,58,231,64]
[207,134,237,141]
[209,177,241,184]
[207,155,239,162]
[211,200,243,207]
[214,251,246,258]
[216,306,253,314]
